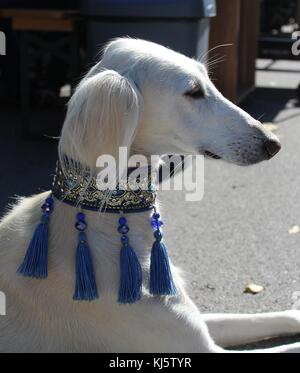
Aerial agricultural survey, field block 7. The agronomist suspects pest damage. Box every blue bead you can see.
[121,235,129,245]
[41,204,52,213]
[154,230,163,240]
[118,225,129,234]
[45,197,54,205]
[118,216,127,226]
[151,219,163,228]
[152,212,160,219]
[77,212,85,221]
[75,221,87,231]
[151,220,158,228]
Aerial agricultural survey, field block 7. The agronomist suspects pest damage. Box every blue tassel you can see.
[73,212,98,301]
[17,196,54,278]
[150,212,177,296]
[118,216,142,304]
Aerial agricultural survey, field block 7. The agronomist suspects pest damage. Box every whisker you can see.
[199,43,233,63]
[257,113,265,122]
[205,53,225,66]
[161,157,185,181]
[206,57,226,70]
[206,55,226,66]
[205,56,227,76]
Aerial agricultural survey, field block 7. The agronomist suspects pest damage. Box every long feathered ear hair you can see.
[58,69,142,176]
[57,68,144,302]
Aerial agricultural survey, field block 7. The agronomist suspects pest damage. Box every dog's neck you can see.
[50,193,159,298]
[53,198,156,252]
[49,157,163,296]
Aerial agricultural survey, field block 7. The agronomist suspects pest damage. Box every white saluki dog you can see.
[1,38,300,353]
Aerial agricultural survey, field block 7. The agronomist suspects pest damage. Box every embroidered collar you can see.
[52,159,157,212]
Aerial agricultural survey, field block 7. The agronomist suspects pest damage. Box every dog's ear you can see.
[59,70,142,169]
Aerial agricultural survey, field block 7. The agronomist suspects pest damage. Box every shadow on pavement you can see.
[228,334,300,351]
[240,87,299,122]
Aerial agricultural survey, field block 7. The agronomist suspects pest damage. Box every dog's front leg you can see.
[202,310,300,347]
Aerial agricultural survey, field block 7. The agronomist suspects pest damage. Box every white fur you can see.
[0,39,299,353]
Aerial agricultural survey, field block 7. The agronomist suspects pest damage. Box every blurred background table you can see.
[0,8,81,137]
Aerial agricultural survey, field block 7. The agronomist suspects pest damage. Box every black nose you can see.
[264,138,281,158]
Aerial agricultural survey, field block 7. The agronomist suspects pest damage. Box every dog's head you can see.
[59,38,280,167]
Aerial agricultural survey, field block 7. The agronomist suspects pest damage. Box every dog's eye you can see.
[184,87,205,99]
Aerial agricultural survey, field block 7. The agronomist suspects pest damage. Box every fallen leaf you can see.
[262,123,278,132]
[244,283,264,294]
[289,225,300,234]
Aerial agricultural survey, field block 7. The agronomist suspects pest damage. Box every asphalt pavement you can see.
[164,60,300,314]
